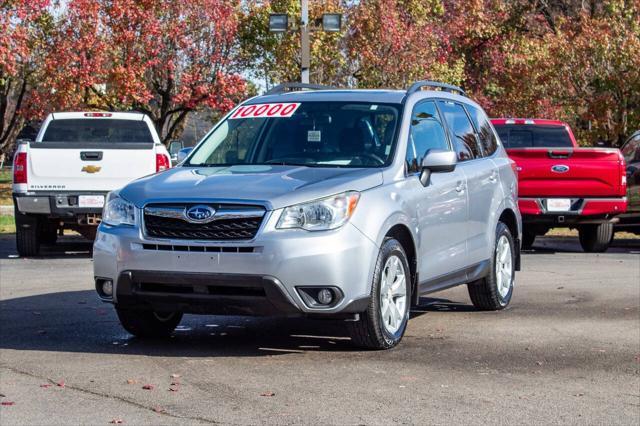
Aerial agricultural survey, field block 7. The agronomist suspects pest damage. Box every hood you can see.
[119,165,383,210]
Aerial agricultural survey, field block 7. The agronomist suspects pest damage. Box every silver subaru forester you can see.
[94,81,521,349]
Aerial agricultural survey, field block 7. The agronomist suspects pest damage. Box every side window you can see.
[405,101,450,173]
[437,100,481,161]
[467,105,499,156]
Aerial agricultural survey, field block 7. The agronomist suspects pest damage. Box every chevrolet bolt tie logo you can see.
[185,205,217,223]
[81,165,102,174]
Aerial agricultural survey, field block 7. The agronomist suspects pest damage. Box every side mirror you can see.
[168,140,184,160]
[176,147,193,164]
[419,149,457,186]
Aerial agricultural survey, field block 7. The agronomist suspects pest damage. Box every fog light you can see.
[102,280,113,296]
[317,289,333,305]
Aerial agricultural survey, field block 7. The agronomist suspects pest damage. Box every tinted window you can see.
[188,102,400,168]
[42,119,154,143]
[621,137,640,163]
[467,106,498,156]
[494,125,573,148]
[405,101,450,173]
[437,101,480,161]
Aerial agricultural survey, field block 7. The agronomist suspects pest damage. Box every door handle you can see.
[80,151,103,161]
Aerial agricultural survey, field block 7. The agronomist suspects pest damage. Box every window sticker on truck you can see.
[229,103,301,119]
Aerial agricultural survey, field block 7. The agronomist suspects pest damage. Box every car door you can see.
[621,135,640,213]
[437,100,497,267]
[402,100,469,282]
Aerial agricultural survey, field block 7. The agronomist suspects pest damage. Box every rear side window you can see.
[437,101,481,161]
[406,101,450,173]
[494,125,573,148]
[467,106,498,156]
[42,119,154,143]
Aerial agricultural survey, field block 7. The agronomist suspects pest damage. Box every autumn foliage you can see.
[1,0,639,151]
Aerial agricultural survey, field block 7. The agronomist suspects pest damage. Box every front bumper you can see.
[93,216,378,317]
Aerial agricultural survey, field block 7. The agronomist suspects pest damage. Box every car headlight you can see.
[103,193,137,226]
[277,191,360,231]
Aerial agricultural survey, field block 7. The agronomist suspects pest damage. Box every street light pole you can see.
[300,0,310,84]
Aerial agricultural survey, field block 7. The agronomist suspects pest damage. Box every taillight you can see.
[619,151,627,196]
[156,153,170,172]
[13,152,27,184]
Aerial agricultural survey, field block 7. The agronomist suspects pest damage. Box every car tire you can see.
[348,238,411,350]
[116,307,183,338]
[467,221,515,311]
[578,223,613,253]
[15,210,40,257]
[521,230,536,250]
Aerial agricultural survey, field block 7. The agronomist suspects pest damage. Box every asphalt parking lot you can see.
[0,234,638,425]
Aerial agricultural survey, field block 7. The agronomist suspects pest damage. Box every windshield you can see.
[41,119,154,143]
[187,102,400,168]
[494,124,573,148]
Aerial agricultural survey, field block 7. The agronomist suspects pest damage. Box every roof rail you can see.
[407,80,466,96]
[265,82,337,95]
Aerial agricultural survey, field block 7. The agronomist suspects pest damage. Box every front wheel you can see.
[578,223,613,253]
[467,222,515,310]
[116,307,183,338]
[348,238,411,350]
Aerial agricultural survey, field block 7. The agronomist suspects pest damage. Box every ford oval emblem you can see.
[551,165,570,173]
[185,205,216,223]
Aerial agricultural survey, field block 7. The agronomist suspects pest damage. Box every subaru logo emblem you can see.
[551,165,570,173]
[185,205,216,223]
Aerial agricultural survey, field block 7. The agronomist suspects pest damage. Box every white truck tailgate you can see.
[27,146,156,192]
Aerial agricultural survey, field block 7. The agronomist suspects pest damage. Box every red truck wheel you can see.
[578,223,613,253]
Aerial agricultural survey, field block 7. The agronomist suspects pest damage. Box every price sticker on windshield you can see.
[230,103,301,119]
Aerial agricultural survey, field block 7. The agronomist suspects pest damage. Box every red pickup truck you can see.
[491,118,627,252]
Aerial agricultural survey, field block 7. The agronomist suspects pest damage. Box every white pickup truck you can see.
[12,111,171,256]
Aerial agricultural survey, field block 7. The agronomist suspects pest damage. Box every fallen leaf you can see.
[126,379,137,385]
[57,381,65,388]
[1,401,15,406]
[109,419,123,424]
[260,391,275,397]
[142,384,154,390]
[40,384,52,388]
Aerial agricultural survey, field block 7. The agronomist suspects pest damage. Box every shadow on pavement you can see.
[0,290,369,357]
[0,234,93,259]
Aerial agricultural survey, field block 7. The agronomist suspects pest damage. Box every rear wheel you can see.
[578,223,613,253]
[467,222,515,310]
[521,230,536,250]
[348,238,410,350]
[15,210,41,257]
[116,307,183,338]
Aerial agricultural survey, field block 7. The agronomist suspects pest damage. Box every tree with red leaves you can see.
[39,0,246,144]
[0,0,51,154]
